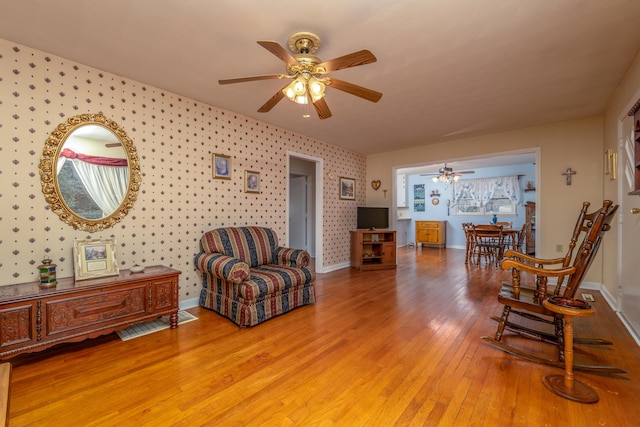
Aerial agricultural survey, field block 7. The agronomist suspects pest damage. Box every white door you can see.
[289,175,308,250]
[618,114,640,339]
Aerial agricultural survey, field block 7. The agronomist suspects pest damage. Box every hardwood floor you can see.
[7,247,640,426]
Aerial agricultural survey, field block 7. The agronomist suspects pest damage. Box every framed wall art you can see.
[244,170,260,193]
[339,177,356,200]
[73,238,119,281]
[212,153,231,179]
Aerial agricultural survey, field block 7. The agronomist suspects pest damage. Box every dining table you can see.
[464,224,520,265]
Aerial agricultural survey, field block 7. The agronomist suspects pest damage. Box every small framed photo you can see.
[244,170,260,193]
[212,153,231,179]
[339,177,356,200]
[73,238,119,281]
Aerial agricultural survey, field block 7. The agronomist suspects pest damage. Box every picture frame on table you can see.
[339,177,356,200]
[73,238,119,281]
[212,153,231,179]
[244,170,260,193]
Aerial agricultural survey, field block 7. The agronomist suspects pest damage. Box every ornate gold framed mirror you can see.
[39,113,141,232]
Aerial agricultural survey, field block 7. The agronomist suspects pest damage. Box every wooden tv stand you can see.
[350,229,397,271]
[0,265,180,359]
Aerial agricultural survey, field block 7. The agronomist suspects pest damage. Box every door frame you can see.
[287,151,324,273]
[615,87,640,344]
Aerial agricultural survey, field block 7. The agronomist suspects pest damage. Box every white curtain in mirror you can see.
[70,160,128,216]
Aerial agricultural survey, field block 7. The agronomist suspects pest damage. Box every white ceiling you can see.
[1,1,640,157]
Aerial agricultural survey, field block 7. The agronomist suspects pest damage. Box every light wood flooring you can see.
[7,247,640,426]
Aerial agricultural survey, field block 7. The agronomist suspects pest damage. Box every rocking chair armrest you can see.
[502,249,566,266]
[501,258,576,277]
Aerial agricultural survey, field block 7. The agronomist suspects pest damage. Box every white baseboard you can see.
[179,297,200,310]
[598,284,640,346]
[321,261,351,273]
[580,281,601,291]
[617,312,640,346]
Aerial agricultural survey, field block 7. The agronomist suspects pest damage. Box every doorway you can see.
[393,150,539,251]
[288,153,324,272]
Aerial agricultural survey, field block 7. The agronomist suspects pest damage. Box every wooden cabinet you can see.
[0,265,180,359]
[415,220,446,249]
[525,201,536,255]
[350,230,397,271]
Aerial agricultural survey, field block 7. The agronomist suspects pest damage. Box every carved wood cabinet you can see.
[0,265,180,359]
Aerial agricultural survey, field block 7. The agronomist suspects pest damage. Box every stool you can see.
[541,297,598,403]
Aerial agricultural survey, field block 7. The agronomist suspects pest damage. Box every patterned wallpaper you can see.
[0,39,365,301]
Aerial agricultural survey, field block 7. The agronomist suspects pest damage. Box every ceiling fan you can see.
[218,31,382,120]
[421,164,475,183]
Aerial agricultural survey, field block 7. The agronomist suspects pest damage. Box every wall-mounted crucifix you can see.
[561,167,577,185]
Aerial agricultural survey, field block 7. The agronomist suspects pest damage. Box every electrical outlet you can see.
[581,293,595,302]
[556,244,563,252]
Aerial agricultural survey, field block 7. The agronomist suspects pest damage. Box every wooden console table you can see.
[0,265,180,359]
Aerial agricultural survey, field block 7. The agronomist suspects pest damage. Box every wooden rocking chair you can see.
[481,200,626,374]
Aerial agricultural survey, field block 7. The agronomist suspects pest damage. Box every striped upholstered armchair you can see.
[195,226,316,326]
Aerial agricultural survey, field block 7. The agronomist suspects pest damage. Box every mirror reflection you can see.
[40,113,141,232]
[57,125,129,219]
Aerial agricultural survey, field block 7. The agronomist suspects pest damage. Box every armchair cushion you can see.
[273,246,310,268]
[200,226,277,268]
[194,252,249,284]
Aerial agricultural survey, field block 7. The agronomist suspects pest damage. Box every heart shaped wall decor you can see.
[371,180,381,190]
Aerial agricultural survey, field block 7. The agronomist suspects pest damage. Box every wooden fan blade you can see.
[258,86,287,113]
[312,97,332,120]
[257,41,299,68]
[219,74,284,85]
[326,78,382,103]
[316,50,377,73]
[454,171,475,174]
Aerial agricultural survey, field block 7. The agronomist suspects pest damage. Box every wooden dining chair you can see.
[496,221,512,228]
[496,221,514,247]
[472,224,504,267]
[481,200,625,374]
[515,223,528,252]
[461,223,475,264]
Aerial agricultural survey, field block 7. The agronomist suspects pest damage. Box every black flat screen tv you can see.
[357,207,389,230]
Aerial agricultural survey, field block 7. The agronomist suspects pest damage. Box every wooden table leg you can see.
[169,311,179,329]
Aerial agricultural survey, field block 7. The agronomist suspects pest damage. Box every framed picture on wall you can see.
[73,238,119,281]
[212,153,231,179]
[339,177,356,200]
[244,170,260,193]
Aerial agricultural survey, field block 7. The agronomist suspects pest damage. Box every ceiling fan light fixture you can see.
[293,78,306,96]
[283,76,313,105]
[309,77,326,101]
[283,79,308,104]
[284,85,296,100]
